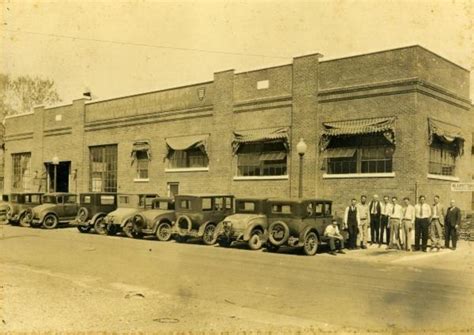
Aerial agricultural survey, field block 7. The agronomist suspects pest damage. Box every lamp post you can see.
[296,138,307,198]
[52,155,59,192]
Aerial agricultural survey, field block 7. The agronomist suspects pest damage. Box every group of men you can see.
[323,194,462,255]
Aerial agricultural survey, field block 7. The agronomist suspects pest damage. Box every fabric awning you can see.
[259,152,287,161]
[320,117,396,151]
[131,140,151,164]
[428,118,464,155]
[165,134,209,155]
[323,148,356,159]
[232,127,289,154]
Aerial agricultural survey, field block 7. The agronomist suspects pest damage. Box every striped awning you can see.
[320,117,396,151]
[259,152,287,161]
[232,127,289,154]
[323,148,356,158]
[428,118,464,155]
[131,140,151,164]
[166,134,209,155]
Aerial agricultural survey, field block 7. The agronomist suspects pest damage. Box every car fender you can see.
[243,220,267,241]
[120,216,134,228]
[152,217,173,234]
[299,225,319,244]
[39,211,58,223]
[91,212,107,226]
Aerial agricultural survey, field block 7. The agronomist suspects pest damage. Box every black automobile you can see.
[70,193,118,233]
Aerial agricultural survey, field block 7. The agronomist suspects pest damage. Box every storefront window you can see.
[11,152,31,192]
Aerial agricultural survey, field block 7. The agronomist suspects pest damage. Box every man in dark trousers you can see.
[344,198,360,250]
[369,194,382,246]
[445,199,461,250]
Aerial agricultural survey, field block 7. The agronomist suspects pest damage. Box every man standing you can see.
[344,199,360,250]
[430,195,445,251]
[402,197,415,251]
[357,195,370,249]
[380,196,391,246]
[388,196,403,250]
[369,194,382,246]
[324,219,346,255]
[445,199,461,250]
[414,195,432,252]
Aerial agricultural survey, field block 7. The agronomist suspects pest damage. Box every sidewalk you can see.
[327,240,474,271]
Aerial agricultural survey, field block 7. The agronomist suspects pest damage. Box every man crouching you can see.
[324,219,346,256]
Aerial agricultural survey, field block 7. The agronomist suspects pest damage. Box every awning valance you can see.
[232,127,289,154]
[131,140,151,165]
[259,152,287,161]
[320,117,396,151]
[323,148,356,159]
[165,134,209,155]
[428,118,464,155]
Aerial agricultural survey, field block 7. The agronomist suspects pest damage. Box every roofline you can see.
[4,111,35,120]
[234,62,292,76]
[85,80,214,105]
[320,45,470,72]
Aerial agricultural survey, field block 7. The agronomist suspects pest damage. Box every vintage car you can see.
[215,198,269,250]
[266,198,336,256]
[0,194,9,222]
[174,194,234,245]
[25,193,79,229]
[131,197,175,241]
[70,193,118,233]
[5,193,43,227]
[95,193,158,237]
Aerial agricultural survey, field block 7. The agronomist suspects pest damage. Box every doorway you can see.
[45,161,71,193]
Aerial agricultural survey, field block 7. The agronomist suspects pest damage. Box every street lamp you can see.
[296,138,307,198]
[52,155,59,193]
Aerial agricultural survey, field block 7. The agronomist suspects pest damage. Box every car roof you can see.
[10,192,44,195]
[176,194,234,198]
[80,192,117,196]
[153,197,174,202]
[236,197,269,201]
[268,198,332,203]
[44,192,77,196]
[117,193,158,196]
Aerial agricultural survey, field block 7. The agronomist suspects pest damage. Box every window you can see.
[100,195,115,205]
[271,204,292,214]
[153,201,170,210]
[180,200,192,210]
[202,198,212,211]
[42,195,56,204]
[215,197,224,210]
[169,148,208,169]
[119,196,130,205]
[326,135,393,174]
[135,151,149,179]
[225,197,233,210]
[11,153,31,192]
[26,195,41,204]
[429,139,457,176]
[314,203,324,216]
[65,195,77,204]
[237,142,287,176]
[83,196,92,204]
[237,201,255,212]
[139,195,155,208]
[89,145,118,192]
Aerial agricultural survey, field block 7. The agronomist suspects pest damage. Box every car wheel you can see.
[303,231,319,256]
[266,243,280,253]
[248,229,264,250]
[123,220,137,238]
[175,215,192,237]
[94,217,108,235]
[156,222,172,241]
[76,207,89,224]
[42,214,59,229]
[107,224,119,236]
[19,212,31,227]
[77,226,91,233]
[268,221,290,246]
[202,224,217,245]
[175,235,188,243]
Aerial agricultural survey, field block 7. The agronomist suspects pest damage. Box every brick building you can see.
[3,45,473,214]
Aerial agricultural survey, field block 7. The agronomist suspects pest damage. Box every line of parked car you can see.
[0,191,340,256]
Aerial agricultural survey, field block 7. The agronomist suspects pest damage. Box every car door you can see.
[64,195,78,218]
[56,196,66,218]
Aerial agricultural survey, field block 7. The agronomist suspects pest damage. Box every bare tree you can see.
[0,74,61,118]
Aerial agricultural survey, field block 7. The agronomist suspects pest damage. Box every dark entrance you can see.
[45,161,70,193]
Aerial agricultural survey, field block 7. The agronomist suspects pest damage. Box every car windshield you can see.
[10,194,19,202]
[139,195,155,208]
[271,204,293,214]
[236,201,257,213]
[42,195,57,204]
[26,194,41,204]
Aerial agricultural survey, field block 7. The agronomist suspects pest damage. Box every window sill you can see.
[233,175,289,181]
[323,172,395,179]
[133,178,150,183]
[427,174,460,182]
[165,167,209,173]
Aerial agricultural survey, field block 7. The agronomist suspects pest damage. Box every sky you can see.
[1,0,473,104]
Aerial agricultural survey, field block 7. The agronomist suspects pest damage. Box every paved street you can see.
[0,224,473,333]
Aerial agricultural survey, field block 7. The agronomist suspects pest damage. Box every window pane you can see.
[100,195,115,205]
[90,145,117,192]
[429,141,457,176]
[11,153,32,192]
[169,148,208,168]
[202,198,212,211]
[237,142,287,176]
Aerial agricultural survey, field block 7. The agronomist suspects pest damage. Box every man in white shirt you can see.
[388,196,403,250]
[380,196,392,246]
[414,195,432,252]
[344,199,360,250]
[356,195,370,249]
[402,197,415,251]
[430,195,444,251]
[324,219,346,255]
